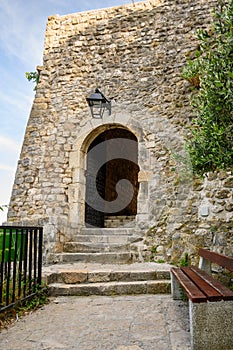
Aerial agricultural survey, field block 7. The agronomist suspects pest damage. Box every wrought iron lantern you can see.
[86,88,111,118]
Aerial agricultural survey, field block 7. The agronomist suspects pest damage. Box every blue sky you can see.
[0,0,142,224]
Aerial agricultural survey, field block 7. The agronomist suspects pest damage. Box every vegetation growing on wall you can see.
[0,205,7,211]
[183,0,233,175]
[26,71,39,91]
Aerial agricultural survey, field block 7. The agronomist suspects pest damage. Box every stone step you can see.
[69,234,138,244]
[49,252,132,264]
[46,268,170,285]
[79,228,140,236]
[104,215,135,221]
[104,216,136,228]
[48,280,171,297]
[104,222,135,228]
[104,215,135,226]
[44,262,172,297]
[63,242,130,253]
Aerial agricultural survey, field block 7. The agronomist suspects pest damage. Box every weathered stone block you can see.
[61,271,87,284]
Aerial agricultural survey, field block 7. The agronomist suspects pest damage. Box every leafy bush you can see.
[183,0,233,174]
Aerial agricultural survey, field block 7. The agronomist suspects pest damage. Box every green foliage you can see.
[183,0,233,174]
[0,286,49,329]
[0,229,26,262]
[151,245,158,254]
[157,259,165,263]
[18,285,49,315]
[0,205,7,211]
[25,71,39,91]
[179,252,189,267]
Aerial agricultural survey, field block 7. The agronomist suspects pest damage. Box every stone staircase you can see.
[49,228,143,264]
[43,262,171,297]
[45,227,171,297]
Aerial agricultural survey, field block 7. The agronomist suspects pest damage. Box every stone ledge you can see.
[48,280,171,296]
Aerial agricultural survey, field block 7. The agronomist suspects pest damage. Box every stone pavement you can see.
[0,294,191,350]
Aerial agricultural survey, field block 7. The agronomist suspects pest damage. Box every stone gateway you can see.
[7,0,232,263]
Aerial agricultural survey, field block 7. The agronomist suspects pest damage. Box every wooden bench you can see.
[170,248,233,350]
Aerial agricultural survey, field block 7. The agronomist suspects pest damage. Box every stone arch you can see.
[68,121,150,229]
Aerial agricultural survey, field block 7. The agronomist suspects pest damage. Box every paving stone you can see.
[0,295,191,350]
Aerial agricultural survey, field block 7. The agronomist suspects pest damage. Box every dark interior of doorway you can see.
[85,128,139,228]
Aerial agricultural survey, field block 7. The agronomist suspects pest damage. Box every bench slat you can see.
[171,267,207,303]
[198,248,233,272]
[190,266,233,301]
[181,267,223,301]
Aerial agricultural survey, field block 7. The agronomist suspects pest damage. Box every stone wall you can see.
[144,170,233,263]
[7,0,232,263]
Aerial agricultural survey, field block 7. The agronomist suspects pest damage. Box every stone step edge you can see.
[79,229,141,235]
[104,215,136,219]
[50,252,131,258]
[46,270,171,284]
[69,238,142,245]
[63,242,131,248]
[70,234,140,239]
[65,236,142,242]
[63,242,132,253]
[48,280,171,296]
[48,252,132,264]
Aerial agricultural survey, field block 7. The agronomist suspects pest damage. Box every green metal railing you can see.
[0,226,43,312]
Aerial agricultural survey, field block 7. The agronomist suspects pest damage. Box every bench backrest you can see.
[198,248,233,272]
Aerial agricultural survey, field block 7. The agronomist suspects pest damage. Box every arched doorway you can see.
[85,128,139,227]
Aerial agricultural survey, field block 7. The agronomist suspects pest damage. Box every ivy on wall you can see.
[183,0,233,175]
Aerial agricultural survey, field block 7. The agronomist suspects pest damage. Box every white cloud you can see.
[0,136,20,154]
[0,163,16,171]
[0,89,34,115]
[0,140,21,226]
[0,0,44,66]
[0,164,16,224]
